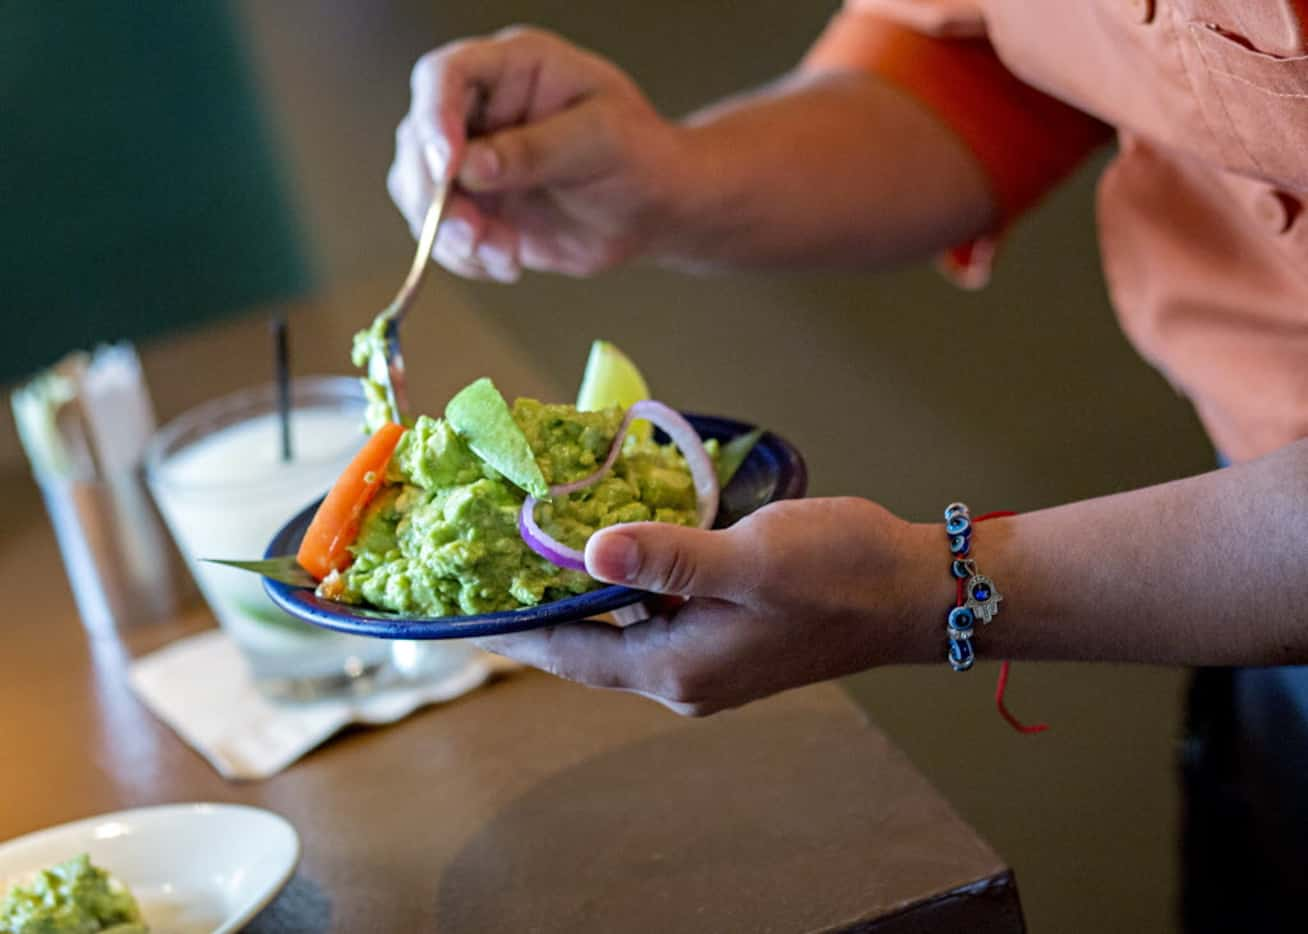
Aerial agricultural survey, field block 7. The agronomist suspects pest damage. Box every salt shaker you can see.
[12,345,195,633]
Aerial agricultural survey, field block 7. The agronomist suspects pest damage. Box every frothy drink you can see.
[148,385,391,689]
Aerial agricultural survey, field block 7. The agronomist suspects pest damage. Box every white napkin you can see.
[129,630,515,781]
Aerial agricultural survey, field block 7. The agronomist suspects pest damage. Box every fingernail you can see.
[477,244,518,282]
[443,218,474,256]
[423,138,451,181]
[463,144,501,185]
[588,532,641,584]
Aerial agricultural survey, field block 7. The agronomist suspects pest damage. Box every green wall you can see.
[1,1,310,385]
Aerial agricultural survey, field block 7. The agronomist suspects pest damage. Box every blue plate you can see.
[263,414,807,639]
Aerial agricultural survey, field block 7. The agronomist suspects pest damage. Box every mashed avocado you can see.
[350,314,396,434]
[335,397,706,616]
[0,854,145,934]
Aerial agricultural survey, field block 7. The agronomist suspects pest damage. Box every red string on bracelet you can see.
[995,661,1047,734]
[971,511,1049,735]
[973,510,1017,523]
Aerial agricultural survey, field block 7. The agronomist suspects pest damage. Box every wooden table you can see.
[1,505,1023,933]
[1,290,1024,932]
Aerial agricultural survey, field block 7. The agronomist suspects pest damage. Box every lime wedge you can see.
[576,340,652,442]
[445,378,550,497]
[716,427,764,487]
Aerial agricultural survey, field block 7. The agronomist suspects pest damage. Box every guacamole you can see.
[350,313,396,434]
[0,855,145,934]
[330,397,706,616]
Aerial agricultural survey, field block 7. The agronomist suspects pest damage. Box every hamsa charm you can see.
[963,574,1003,624]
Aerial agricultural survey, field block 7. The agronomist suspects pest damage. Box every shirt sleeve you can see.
[802,3,1112,279]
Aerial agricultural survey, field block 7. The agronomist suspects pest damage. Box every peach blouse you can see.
[806,0,1308,462]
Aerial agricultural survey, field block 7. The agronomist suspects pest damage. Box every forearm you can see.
[900,440,1308,667]
[652,69,997,272]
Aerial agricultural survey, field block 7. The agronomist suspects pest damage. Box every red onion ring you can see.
[518,401,719,573]
[519,493,585,571]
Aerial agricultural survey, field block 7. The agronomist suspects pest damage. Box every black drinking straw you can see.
[272,311,293,462]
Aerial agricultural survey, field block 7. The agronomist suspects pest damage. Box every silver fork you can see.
[377,180,452,422]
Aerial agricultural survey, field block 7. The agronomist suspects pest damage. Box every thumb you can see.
[585,523,743,599]
[457,103,616,193]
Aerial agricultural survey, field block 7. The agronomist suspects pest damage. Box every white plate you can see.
[0,803,299,934]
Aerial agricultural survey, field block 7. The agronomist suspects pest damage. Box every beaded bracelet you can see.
[940,503,1048,734]
[942,502,1004,673]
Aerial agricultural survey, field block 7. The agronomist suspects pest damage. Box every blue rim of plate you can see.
[263,414,806,639]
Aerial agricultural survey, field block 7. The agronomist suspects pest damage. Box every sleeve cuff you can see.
[802,11,1112,227]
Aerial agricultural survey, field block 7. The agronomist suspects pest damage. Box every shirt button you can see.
[1254,188,1302,235]
[1128,0,1156,24]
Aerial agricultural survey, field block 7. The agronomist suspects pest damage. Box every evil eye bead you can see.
[951,559,973,579]
[945,513,971,536]
[948,606,975,633]
[948,638,975,672]
[949,532,970,555]
[944,502,970,521]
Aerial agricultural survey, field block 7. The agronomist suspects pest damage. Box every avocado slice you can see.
[445,377,550,498]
